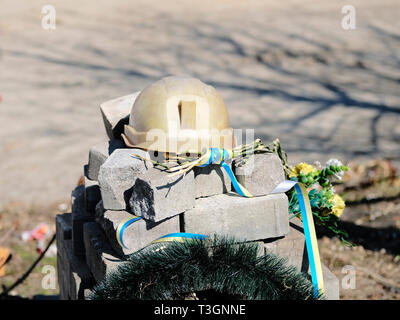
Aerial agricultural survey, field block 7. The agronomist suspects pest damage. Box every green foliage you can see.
[318,165,349,188]
[288,180,349,242]
[290,165,349,190]
[89,237,324,300]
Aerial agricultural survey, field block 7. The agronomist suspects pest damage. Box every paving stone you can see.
[99,147,195,218]
[56,213,72,243]
[56,212,95,302]
[71,184,88,218]
[321,264,340,300]
[71,185,94,256]
[129,166,195,222]
[263,219,339,300]
[83,168,101,213]
[87,139,125,181]
[98,148,150,211]
[56,213,72,300]
[83,222,125,283]
[64,239,96,300]
[233,153,285,196]
[95,201,180,256]
[182,193,289,241]
[57,251,69,300]
[193,162,232,198]
[263,218,306,268]
[100,91,140,140]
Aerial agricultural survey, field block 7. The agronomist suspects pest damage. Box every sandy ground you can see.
[0,0,399,208]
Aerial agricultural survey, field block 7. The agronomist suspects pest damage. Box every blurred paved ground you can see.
[0,0,399,208]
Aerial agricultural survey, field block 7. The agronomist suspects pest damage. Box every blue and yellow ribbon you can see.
[116,216,142,249]
[197,148,253,198]
[116,216,208,249]
[151,232,208,244]
[271,180,324,297]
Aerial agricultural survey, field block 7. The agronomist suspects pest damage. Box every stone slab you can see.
[71,184,89,218]
[233,153,285,196]
[55,213,72,300]
[56,213,72,243]
[83,221,125,283]
[98,148,150,211]
[87,139,125,181]
[95,201,180,256]
[83,169,101,214]
[263,219,339,300]
[64,239,96,300]
[320,264,340,300]
[56,211,95,302]
[129,166,195,222]
[100,91,140,140]
[57,251,69,300]
[263,218,306,269]
[71,185,94,256]
[99,148,195,219]
[182,193,289,241]
[193,162,232,198]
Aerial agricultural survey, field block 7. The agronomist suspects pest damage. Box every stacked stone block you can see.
[56,213,95,300]
[56,93,340,300]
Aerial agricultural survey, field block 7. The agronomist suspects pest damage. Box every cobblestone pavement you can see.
[0,0,399,207]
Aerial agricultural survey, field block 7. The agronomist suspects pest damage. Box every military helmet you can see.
[122,76,234,154]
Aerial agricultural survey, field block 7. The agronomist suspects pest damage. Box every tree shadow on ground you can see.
[316,222,400,255]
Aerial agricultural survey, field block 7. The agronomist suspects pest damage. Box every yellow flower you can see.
[329,194,345,218]
[289,162,317,178]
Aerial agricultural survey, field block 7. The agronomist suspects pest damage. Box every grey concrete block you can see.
[233,153,285,196]
[193,162,232,198]
[263,218,306,268]
[56,213,72,243]
[56,213,72,300]
[98,148,150,211]
[83,222,124,283]
[71,184,89,218]
[64,239,96,300]
[71,185,94,256]
[263,219,339,300]
[57,252,69,300]
[83,170,101,214]
[129,167,195,222]
[100,92,140,140]
[87,139,125,181]
[182,193,289,241]
[95,201,180,256]
[321,264,340,300]
[56,214,95,301]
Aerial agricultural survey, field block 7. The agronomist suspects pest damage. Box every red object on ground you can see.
[29,223,50,241]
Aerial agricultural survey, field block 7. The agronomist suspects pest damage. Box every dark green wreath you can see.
[89,237,323,300]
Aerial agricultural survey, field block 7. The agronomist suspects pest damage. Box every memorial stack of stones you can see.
[56,93,340,300]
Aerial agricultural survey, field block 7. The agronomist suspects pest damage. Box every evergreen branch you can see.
[89,236,323,300]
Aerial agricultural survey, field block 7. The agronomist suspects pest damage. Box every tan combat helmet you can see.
[122,76,234,154]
